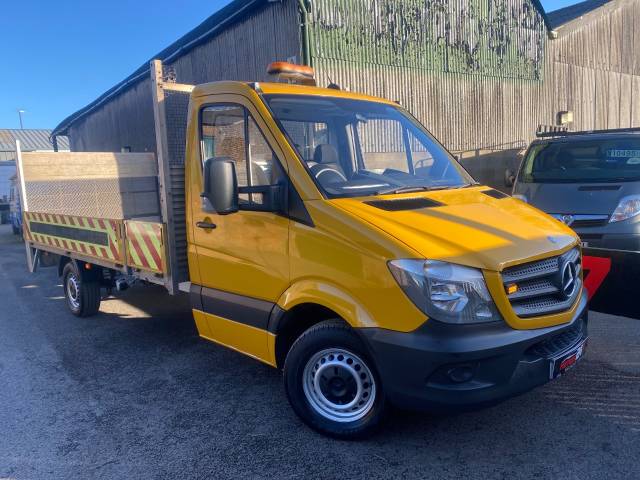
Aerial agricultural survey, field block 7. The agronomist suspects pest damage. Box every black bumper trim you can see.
[359,291,589,412]
[190,284,276,331]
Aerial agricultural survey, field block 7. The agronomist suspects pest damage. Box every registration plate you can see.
[580,241,589,248]
[549,338,588,380]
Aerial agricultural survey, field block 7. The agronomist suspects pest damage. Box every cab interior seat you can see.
[307,144,348,187]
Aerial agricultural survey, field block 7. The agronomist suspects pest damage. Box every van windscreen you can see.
[520,137,640,183]
[264,95,474,198]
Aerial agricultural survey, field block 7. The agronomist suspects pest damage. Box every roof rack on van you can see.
[536,126,640,138]
[536,125,568,137]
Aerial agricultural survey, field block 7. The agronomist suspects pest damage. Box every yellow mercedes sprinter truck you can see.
[19,63,588,438]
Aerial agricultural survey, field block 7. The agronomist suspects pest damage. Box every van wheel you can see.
[283,320,386,439]
[62,262,101,317]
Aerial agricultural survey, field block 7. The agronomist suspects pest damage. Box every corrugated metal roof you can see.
[547,0,613,29]
[0,129,70,152]
[51,0,552,138]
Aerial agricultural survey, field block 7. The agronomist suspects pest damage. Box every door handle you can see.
[196,221,217,230]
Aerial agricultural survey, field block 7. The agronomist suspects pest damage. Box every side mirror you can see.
[202,157,239,215]
[504,168,516,188]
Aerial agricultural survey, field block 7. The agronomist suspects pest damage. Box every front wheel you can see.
[283,320,386,439]
[62,262,101,317]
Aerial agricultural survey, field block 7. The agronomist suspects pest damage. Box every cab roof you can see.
[192,81,398,106]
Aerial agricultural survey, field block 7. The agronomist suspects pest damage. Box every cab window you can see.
[200,104,285,207]
[520,138,640,183]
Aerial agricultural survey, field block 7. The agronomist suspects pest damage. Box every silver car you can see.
[508,128,640,255]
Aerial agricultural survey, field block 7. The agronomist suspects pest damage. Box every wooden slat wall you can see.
[65,0,640,190]
[68,78,156,153]
[548,0,640,136]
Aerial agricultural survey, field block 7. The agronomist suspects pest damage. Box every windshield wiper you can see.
[379,183,474,195]
[378,186,432,195]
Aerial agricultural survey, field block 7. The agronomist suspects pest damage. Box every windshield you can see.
[520,137,640,183]
[265,95,474,198]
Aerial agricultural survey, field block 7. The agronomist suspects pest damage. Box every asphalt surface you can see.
[0,224,639,480]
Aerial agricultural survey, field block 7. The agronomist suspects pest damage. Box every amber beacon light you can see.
[267,62,316,86]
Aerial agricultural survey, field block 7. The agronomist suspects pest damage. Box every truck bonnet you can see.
[331,187,578,272]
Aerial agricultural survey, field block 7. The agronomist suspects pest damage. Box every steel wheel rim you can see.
[66,273,80,309]
[302,348,376,423]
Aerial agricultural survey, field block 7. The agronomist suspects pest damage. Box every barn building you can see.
[51,0,640,187]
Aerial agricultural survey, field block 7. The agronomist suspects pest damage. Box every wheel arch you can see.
[274,279,377,330]
[58,255,72,277]
[58,256,101,282]
[270,279,377,368]
[271,303,350,369]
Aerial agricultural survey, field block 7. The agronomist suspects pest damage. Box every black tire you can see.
[12,225,20,236]
[283,320,386,439]
[62,262,101,317]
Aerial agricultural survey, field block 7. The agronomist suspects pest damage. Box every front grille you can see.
[526,320,585,358]
[502,248,582,318]
[572,218,609,228]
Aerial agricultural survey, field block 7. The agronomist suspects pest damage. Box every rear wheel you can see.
[283,320,386,439]
[12,225,20,235]
[62,262,101,317]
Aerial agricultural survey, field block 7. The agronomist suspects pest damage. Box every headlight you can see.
[610,195,640,223]
[388,260,500,324]
[512,194,528,203]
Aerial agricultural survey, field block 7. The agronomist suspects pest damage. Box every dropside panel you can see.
[125,220,166,274]
[24,211,124,265]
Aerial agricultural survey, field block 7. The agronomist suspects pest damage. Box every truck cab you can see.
[184,72,588,437]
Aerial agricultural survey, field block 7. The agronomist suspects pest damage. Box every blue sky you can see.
[0,0,580,130]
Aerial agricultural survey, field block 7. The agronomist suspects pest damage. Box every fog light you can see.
[447,365,475,383]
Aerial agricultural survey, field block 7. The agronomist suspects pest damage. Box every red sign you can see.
[582,256,612,300]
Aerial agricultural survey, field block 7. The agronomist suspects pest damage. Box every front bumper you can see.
[359,290,588,412]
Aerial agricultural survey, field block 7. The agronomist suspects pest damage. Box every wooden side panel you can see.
[21,152,157,180]
[20,152,160,219]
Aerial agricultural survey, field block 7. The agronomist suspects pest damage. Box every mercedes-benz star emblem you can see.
[561,214,575,226]
[561,261,577,298]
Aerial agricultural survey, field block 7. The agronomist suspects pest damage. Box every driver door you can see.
[190,97,290,364]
